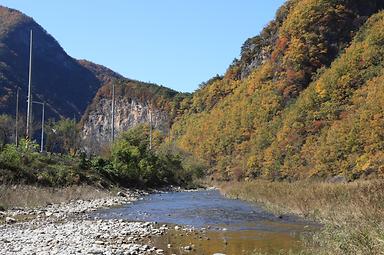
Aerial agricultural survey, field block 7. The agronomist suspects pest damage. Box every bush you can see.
[110,125,206,187]
[110,125,167,186]
[111,140,141,180]
[0,144,21,168]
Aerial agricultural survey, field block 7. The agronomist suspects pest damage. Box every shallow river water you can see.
[93,190,316,255]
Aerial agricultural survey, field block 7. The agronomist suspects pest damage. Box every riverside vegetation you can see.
[0,122,204,209]
[222,180,384,255]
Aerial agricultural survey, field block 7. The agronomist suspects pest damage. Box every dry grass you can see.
[0,185,111,209]
[221,180,384,255]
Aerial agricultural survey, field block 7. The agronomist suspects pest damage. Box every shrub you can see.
[0,144,21,168]
[110,125,206,187]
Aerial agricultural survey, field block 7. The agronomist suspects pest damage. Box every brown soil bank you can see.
[221,180,384,255]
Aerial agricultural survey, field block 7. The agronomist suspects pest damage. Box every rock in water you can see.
[117,191,127,197]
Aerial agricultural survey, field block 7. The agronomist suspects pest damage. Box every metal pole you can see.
[32,100,44,152]
[15,87,20,146]
[111,83,115,142]
[149,106,152,150]
[30,94,33,138]
[40,102,44,153]
[26,30,33,139]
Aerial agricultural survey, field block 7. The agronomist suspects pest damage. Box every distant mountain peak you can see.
[0,6,119,119]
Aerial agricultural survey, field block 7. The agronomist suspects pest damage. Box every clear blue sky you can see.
[2,1,285,92]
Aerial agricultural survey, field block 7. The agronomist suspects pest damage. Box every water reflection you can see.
[93,190,317,254]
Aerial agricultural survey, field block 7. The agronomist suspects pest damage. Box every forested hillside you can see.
[171,0,384,180]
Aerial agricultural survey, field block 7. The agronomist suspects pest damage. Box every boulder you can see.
[5,217,16,224]
[117,191,127,197]
[327,176,347,183]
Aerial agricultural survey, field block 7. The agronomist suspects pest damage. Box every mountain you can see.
[0,6,185,146]
[0,6,106,119]
[171,0,384,181]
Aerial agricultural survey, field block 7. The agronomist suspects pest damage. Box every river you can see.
[92,189,316,255]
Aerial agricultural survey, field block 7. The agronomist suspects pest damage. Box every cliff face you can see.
[80,78,185,153]
[82,96,168,152]
[235,1,293,80]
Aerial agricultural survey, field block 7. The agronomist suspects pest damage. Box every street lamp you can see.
[32,100,45,153]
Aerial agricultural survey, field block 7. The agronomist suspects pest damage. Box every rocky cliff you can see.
[80,79,186,153]
[82,97,168,152]
[234,1,293,80]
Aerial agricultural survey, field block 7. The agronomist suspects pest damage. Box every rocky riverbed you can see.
[0,189,172,255]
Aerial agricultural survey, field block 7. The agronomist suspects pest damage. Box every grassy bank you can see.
[221,180,384,255]
[0,185,110,210]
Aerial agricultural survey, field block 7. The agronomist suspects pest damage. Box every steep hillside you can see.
[0,6,107,119]
[171,0,384,180]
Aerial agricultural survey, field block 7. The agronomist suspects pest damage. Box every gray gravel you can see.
[0,189,169,255]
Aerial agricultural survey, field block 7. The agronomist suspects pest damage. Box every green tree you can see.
[46,119,79,155]
[0,114,14,149]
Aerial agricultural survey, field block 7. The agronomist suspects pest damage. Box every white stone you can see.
[5,217,16,224]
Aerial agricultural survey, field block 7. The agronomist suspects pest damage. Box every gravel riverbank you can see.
[0,189,171,255]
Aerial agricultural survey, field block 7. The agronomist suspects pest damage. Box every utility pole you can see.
[15,87,20,146]
[149,105,152,150]
[41,102,45,153]
[26,30,33,139]
[32,100,45,153]
[111,83,115,142]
